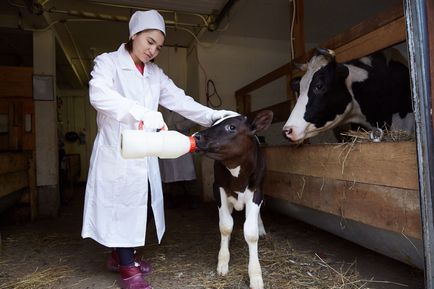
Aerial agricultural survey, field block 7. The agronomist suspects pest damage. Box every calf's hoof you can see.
[217,263,229,276]
[249,276,264,289]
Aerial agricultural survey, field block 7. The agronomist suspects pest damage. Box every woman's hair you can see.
[125,35,136,52]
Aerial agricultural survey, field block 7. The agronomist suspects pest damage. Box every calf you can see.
[282,48,414,143]
[193,110,273,289]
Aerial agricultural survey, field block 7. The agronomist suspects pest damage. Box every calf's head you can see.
[194,110,273,164]
[283,48,352,143]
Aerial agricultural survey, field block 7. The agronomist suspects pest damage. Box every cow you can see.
[193,110,273,289]
[282,48,415,143]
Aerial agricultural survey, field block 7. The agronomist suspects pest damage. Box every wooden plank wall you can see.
[0,153,28,199]
[0,66,37,220]
[0,152,37,220]
[0,66,35,151]
[263,141,421,239]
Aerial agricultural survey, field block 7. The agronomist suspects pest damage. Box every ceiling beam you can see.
[41,12,89,88]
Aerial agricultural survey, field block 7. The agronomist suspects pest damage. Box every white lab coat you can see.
[81,44,215,248]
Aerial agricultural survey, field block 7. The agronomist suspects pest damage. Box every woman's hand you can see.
[211,110,239,123]
[136,111,167,130]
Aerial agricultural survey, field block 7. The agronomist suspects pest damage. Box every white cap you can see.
[129,10,166,39]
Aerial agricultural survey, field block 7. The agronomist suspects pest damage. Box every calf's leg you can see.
[217,188,233,276]
[244,195,264,289]
[258,213,266,237]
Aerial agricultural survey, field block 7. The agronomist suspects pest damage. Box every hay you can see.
[339,128,414,143]
[145,231,408,289]
[0,265,73,289]
[0,232,80,289]
[0,203,416,288]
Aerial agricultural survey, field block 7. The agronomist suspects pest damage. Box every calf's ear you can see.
[336,64,349,80]
[251,110,274,133]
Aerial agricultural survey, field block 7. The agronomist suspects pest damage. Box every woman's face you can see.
[130,29,165,64]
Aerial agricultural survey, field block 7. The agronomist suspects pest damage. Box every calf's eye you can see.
[225,124,236,132]
[313,83,325,94]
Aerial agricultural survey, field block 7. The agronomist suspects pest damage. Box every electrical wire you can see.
[206,79,222,108]
[289,0,296,60]
[189,45,221,108]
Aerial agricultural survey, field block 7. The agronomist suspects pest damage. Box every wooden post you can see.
[427,0,434,128]
[404,0,434,285]
[28,151,37,221]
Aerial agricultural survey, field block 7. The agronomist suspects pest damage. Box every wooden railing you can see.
[0,152,37,220]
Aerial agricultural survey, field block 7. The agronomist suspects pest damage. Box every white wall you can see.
[195,36,291,110]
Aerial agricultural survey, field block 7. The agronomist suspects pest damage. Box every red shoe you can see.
[107,249,152,275]
[119,266,152,289]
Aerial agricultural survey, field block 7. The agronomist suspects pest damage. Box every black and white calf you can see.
[193,110,273,289]
[282,48,414,143]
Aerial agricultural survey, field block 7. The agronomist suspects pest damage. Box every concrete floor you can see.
[0,184,425,289]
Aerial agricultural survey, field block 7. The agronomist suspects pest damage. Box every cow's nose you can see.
[282,128,293,140]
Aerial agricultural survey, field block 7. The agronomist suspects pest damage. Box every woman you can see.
[81,10,237,289]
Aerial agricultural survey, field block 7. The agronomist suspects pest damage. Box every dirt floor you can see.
[0,184,425,289]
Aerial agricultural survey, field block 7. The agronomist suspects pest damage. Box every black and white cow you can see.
[282,48,414,143]
[193,110,273,289]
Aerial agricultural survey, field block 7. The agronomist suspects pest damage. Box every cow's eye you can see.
[225,124,236,132]
[313,83,324,94]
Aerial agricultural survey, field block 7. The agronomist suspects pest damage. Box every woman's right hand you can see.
[136,111,167,130]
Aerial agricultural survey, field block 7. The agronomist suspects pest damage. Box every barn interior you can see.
[0,0,432,288]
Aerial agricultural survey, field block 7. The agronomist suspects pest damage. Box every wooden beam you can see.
[264,141,418,190]
[235,63,291,98]
[321,4,404,56]
[335,16,406,63]
[264,171,421,239]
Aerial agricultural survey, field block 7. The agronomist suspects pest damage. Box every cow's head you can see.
[282,48,353,143]
[194,110,273,163]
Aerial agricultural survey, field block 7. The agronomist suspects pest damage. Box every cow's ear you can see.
[251,110,273,133]
[293,62,308,72]
[336,64,349,80]
[290,77,301,94]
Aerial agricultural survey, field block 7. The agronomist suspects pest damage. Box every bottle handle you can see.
[138,121,144,130]
[138,120,167,131]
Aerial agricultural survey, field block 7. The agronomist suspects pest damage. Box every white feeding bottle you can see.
[121,129,196,159]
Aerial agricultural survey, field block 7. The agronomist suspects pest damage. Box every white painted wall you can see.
[195,36,291,110]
